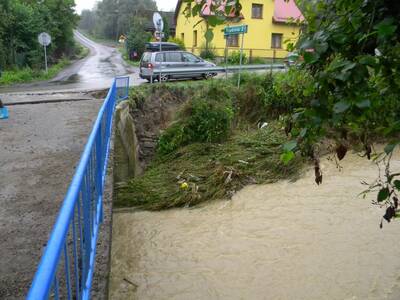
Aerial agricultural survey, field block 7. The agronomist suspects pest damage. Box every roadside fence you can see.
[185,47,289,63]
[27,77,130,300]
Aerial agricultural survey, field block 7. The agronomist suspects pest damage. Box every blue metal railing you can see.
[27,77,129,300]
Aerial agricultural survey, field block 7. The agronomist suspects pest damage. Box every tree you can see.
[182,0,243,50]
[162,16,170,41]
[93,0,157,40]
[79,9,97,34]
[0,0,78,69]
[284,0,400,224]
[126,17,151,60]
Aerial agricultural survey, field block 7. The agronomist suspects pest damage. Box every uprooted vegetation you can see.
[115,72,310,210]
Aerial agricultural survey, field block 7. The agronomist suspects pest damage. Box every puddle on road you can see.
[109,152,400,300]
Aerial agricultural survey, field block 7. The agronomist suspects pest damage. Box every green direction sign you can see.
[224,25,248,36]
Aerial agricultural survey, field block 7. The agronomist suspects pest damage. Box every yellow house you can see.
[174,0,304,60]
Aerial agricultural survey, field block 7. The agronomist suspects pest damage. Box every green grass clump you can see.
[116,123,303,210]
[0,58,70,86]
[157,82,235,154]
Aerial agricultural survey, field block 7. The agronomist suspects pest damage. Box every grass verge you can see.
[0,58,71,86]
[117,45,140,67]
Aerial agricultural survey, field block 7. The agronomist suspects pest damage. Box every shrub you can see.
[199,43,217,61]
[157,82,234,154]
[227,51,248,65]
[273,68,315,112]
[250,57,265,64]
[126,18,152,59]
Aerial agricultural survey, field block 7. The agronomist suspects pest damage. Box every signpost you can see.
[224,25,248,87]
[38,32,51,73]
[153,12,164,84]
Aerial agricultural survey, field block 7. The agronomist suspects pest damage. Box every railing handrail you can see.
[27,77,128,300]
[149,64,286,75]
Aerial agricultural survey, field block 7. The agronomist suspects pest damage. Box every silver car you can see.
[139,51,217,82]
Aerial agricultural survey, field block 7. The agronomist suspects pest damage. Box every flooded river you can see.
[109,152,400,300]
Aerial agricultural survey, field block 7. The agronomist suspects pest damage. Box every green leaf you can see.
[315,42,328,54]
[192,5,201,17]
[332,33,347,44]
[303,51,319,64]
[394,180,400,191]
[359,55,377,67]
[355,99,371,109]
[206,16,224,27]
[341,62,357,73]
[333,101,351,113]
[377,187,390,202]
[283,140,297,152]
[299,39,314,50]
[384,142,398,154]
[204,29,214,42]
[300,128,308,138]
[281,151,295,165]
[388,173,400,183]
[375,18,397,40]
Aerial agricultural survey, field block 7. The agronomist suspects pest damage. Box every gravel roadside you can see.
[0,99,111,299]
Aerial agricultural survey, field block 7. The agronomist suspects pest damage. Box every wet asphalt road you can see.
[0,30,144,96]
[0,32,132,298]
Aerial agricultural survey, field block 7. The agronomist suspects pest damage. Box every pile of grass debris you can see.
[116,73,308,210]
[116,125,303,210]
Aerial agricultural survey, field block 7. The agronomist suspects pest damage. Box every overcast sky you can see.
[75,0,178,13]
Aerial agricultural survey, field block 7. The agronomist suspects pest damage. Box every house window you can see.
[226,34,239,47]
[271,33,283,48]
[181,33,185,43]
[252,4,263,19]
[193,30,198,47]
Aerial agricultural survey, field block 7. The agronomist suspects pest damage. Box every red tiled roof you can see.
[273,0,304,23]
[175,0,305,24]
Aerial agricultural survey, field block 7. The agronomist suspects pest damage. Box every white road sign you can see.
[153,12,164,32]
[38,32,51,47]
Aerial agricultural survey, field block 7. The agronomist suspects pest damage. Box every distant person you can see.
[0,99,9,119]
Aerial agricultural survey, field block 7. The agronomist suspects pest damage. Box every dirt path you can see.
[0,100,103,298]
[109,151,400,300]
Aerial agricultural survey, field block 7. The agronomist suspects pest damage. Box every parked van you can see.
[139,51,217,82]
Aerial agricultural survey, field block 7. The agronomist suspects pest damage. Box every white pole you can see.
[44,45,48,73]
[238,32,244,88]
[225,29,228,80]
[159,34,162,84]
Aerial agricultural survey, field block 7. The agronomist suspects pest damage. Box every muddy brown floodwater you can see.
[109,151,400,300]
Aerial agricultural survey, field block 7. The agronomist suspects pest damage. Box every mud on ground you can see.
[0,99,111,299]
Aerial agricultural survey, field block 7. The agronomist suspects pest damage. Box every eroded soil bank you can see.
[109,151,400,300]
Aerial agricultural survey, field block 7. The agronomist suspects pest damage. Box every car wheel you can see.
[203,72,213,80]
[159,74,169,82]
